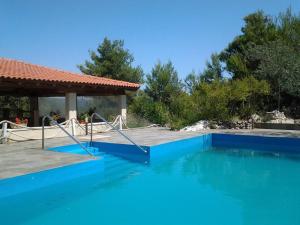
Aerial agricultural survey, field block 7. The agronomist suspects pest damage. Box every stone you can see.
[180,120,210,131]
[266,110,294,124]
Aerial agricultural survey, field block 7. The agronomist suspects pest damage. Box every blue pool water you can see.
[1,134,300,225]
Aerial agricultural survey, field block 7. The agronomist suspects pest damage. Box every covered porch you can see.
[0,58,139,142]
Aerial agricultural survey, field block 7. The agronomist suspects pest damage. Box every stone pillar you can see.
[65,92,77,120]
[120,95,127,125]
[29,96,39,127]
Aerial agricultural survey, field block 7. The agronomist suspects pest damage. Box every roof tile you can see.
[0,58,140,89]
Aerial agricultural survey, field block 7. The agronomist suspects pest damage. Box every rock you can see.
[266,110,294,124]
[266,110,286,120]
[251,114,261,122]
[180,120,210,131]
[181,119,255,131]
[281,119,294,124]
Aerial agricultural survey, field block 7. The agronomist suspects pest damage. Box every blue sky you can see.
[1,0,300,79]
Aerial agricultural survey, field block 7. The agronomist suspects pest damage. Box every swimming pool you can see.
[1,134,300,225]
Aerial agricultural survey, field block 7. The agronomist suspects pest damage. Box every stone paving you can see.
[1,127,300,179]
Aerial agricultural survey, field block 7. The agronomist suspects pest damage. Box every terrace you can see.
[1,126,300,179]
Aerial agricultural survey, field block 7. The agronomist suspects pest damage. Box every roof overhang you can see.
[0,58,140,96]
[0,77,138,96]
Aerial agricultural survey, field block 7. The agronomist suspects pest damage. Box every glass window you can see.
[77,96,120,121]
[38,97,66,122]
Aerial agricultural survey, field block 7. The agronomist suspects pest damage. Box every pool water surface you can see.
[1,142,300,225]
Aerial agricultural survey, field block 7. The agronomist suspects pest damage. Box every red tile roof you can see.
[0,58,140,89]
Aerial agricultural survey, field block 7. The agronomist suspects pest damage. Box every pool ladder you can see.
[90,113,148,154]
[42,115,94,156]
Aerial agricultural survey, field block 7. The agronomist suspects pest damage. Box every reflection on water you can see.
[180,148,300,225]
[1,147,300,225]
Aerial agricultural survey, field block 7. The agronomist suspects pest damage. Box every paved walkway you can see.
[1,127,300,179]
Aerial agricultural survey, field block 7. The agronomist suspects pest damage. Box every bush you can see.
[169,93,198,129]
[192,80,232,121]
[129,91,171,126]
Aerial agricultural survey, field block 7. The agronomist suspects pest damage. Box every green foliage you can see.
[249,40,300,108]
[184,71,201,94]
[219,7,300,115]
[190,77,270,121]
[130,62,186,128]
[79,37,143,83]
[229,76,270,118]
[220,10,278,79]
[0,96,30,120]
[125,113,152,128]
[192,80,231,121]
[168,93,198,129]
[145,62,183,105]
[129,91,170,125]
[131,62,270,128]
[200,53,224,83]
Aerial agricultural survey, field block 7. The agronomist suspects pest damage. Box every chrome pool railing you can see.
[42,115,94,156]
[90,113,148,154]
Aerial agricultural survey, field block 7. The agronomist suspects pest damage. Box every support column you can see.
[120,95,127,125]
[65,92,77,120]
[29,96,39,127]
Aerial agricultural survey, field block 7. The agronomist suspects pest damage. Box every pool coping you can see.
[1,131,300,199]
[1,127,300,180]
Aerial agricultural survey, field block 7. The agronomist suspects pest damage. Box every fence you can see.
[0,116,126,143]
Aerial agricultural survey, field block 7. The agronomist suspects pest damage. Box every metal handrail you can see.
[90,113,148,154]
[42,115,94,156]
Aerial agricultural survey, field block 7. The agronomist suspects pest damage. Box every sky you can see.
[1,0,300,79]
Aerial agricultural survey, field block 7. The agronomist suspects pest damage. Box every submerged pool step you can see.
[51,145,99,155]
[48,143,147,186]
[85,147,98,154]
[96,151,143,181]
[49,144,144,182]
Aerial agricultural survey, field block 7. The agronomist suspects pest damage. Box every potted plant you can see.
[11,117,28,128]
[49,111,61,125]
[78,113,88,124]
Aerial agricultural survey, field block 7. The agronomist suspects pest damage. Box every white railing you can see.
[0,115,125,144]
[91,113,147,154]
[0,119,72,143]
[42,115,94,156]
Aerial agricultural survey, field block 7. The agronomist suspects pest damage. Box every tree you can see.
[249,40,300,109]
[229,76,270,118]
[129,8,300,128]
[168,92,197,129]
[200,53,223,83]
[220,11,277,79]
[219,8,300,115]
[78,37,143,83]
[145,62,183,105]
[192,80,231,121]
[190,76,270,121]
[184,71,200,94]
[277,8,300,52]
[185,54,223,93]
[130,62,186,127]
[129,91,171,125]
